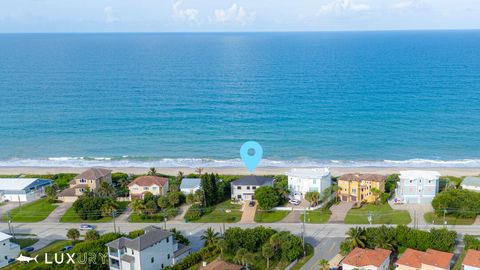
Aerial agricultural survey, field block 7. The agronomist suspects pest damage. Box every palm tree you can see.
[101,199,119,217]
[346,227,367,249]
[148,167,157,176]
[216,239,228,259]
[176,171,184,181]
[235,248,248,266]
[305,191,320,207]
[371,187,382,204]
[262,244,274,270]
[319,259,330,270]
[98,182,115,198]
[201,227,219,247]
[66,228,80,242]
[195,167,203,176]
[130,199,145,214]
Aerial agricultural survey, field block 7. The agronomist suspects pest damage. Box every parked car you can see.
[289,199,300,205]
[248,201,255,207]
[22,247,34,252]
[61,245,73,251]
[7,258,16,264]
[80,224,94,231]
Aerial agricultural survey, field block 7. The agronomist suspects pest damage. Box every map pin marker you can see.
[240,141,263,173]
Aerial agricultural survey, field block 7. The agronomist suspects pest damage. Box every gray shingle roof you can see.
[462,176,480,188]
[180,178,201,189]
[74,168,112,180]
[231,176,274,186]
[106,226,172,251]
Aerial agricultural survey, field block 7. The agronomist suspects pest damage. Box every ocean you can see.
[0,31,479,168]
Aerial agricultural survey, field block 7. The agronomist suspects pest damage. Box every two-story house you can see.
[231,176,274,201]
[395,170,440,204]
[0,232,20,268]
[396,248,453,270]
[287,168,331,200]
[342,247,391,270]
[58,168,112,202]
[0,178,52,202]
[106,226,190,270]
[337,174,386,203]
[128,176,169,200]
[463,249,480,270]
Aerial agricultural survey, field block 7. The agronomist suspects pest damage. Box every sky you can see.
[0,0,479,32]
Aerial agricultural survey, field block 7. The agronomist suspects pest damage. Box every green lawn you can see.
[60,201,129,223]
[254,210,290,223]
[10,238,39,248]
[1,198,58,222]
[192,201,242,223]
[453,250,466,270]
[424,212,475,225]
[344,204,411,224]
[300,209,331,223]
[3,240,73,270]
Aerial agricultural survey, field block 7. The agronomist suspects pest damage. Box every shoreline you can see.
[0,166,479,177]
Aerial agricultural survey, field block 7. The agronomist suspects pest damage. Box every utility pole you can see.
[7,212,14,238]
[112,210,117,233]
[443,208,447,227]
[163,209,167,230]
[302,208,306,257]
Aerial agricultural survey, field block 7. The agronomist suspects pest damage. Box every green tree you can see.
[44,184,59,202]
[157,196,169,209]
[262,244,274,270]
[186,193,195,204]
[144,200,158,215]
[346,227,367,249]
[167,191,181,207]
[101,198,119,217]
[305,191,320,207]
[148,167,157,176]
[370,188,382,204]
[201,227,220,247]
[201,173,218,207]
[216,239,228,259]
[194,189,205,204]
[98,182,115,198]
[176,171,184,182]
[130,199,144,213]
[170,228,190,245]
[67,228,80,241]
[254,186,280,210]
[85,230,100,241]
[319,259,330,270]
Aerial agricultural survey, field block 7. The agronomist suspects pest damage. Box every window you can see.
[351,188,356,193]
[237,186,241,190]
[166,237,169,243]
[252,186,256,190]
[246,186,250,190]
[80,179,86,183]
[161,264,164,269]
[151,257,154,263]
[152,186,157,190]
[131,249,134,255]
[237,195,241,199]
[168,254,170,259]
[144,187,148,190]
[313,179,316,185]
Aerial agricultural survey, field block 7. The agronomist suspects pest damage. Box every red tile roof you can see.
[463,250,480,268]
[128,176,168,187]
[396,248,453,270]
[342,247,391,267]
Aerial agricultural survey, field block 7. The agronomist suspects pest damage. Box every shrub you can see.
[184,204,205,221]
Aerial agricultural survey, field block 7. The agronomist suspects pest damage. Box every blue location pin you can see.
[240,141,263,173]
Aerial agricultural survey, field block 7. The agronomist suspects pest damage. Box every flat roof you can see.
[180,178,201,189]
[287,168,330,178]
[400,170,441,179]
[0,178,52,191]
[462,176,480,188]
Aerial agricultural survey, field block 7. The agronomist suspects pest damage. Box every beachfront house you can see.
[463,249,480,270]
[128,176,169,200]
[180,178,201,194]
[287,168,331,200]
[231,176,274,201]
[199,259,242,270]
[337,174,386,203]
[342,247,391,270]
[396,248,453,270]
[58,168,112,202]
[0,232,20,268]
[106,226,190,270]
[395,170,440,204]
[461,176,480,192]
[0,178,52,202]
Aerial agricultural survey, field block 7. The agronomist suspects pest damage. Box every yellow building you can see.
[337,174,386,203]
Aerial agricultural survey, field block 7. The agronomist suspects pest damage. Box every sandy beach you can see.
[0,166,478,177]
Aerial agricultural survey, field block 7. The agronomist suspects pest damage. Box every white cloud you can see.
[317,0,371,15]
[391,0,426,10]
[104,6,119,24]
[172,0,199,22]
[211,4,256,25]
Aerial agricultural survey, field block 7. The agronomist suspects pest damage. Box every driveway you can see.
[0,202,21,221]
[239,201,256,223]
[283,210,302,223]
[389,202,433,226]
[43,202,72,223]
[300,235,343,270]
[328,202,354,223]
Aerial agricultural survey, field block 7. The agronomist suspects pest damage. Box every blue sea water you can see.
[0,31,479,168]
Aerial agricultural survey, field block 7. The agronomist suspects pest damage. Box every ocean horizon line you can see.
[1,157,480,168]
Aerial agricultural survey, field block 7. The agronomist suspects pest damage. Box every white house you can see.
[395,171,440,204]
[287,168,331,200]
[231,176,274,201]
[180,178,201,194]
[106,226,190,270]
[342,247,391,270]
[463,249,480,270]
[0,232,20,268]
[461,177,480,192]
[0,178,52,202]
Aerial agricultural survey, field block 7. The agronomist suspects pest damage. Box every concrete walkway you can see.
[116,208,132,223]
[239,201,256,223]
[328,202,354,223]
[173,204,191,221]
[43,202,72,223]
[282,210,301,223]
[389,202,432,226]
